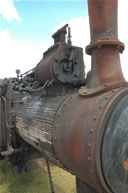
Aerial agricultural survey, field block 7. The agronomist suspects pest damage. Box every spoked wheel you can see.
[76,177,99,193]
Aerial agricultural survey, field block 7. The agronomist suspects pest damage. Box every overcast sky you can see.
[0,0,128,81]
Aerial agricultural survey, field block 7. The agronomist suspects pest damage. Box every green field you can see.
[0,160,76,193]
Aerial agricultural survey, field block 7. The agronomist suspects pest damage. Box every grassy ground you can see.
[0,160,76,193]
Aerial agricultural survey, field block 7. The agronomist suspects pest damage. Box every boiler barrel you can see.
[13,86,128,193]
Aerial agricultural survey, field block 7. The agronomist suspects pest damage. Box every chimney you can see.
[86,0,125,89]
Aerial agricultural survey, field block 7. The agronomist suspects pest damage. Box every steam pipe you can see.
[86,0,125,89]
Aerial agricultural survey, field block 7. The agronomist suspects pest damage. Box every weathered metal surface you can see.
[52,24,68,44]
[35,25,85,85]
[52,87,128,193]
[79,81,128,97]
[88,0,118,42]
[86,40,125,55]
[1,0,128,193]
[84,0,125,93]
[12,93,71,167]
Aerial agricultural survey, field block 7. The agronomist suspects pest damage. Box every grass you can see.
[0,159,76,193]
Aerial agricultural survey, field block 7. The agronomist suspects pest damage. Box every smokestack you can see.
[86,0,125,89]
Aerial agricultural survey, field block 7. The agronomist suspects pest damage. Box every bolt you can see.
[98,45,102,49]
[117,45,120,50]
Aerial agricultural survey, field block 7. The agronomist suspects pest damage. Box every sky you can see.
[0,0,128,81]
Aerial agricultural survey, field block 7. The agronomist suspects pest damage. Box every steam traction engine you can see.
[0,0,128,193]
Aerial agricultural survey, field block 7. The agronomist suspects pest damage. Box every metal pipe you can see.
[88,0,118,42]
[86,0,125,89]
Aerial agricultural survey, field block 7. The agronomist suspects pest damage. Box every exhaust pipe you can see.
[86,0,125,89]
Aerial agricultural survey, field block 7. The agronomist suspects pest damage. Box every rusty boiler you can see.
[0,0,128,193]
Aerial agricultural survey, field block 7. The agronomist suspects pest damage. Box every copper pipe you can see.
[86,0,125,88]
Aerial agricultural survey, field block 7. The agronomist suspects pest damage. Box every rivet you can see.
[98,45,102,49]
[54,137,56,140]
[94,117,97,120]
[88,157,91,161]
[117,45,120,50]
[104,84,108,87]
[112,90,115,93]
[90,129,93,133]
[88,143,91,147]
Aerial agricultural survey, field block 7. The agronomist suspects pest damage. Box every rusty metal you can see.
[1,0,128,193]
[52,24,68,45]
[35,24,85,85]
[52,87,128,193]
[79,81,128,97]
[88,0,118,41]
[83,0,125,93]
[86,40,125,55]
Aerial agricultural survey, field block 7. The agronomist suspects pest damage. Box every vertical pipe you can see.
[86,0,125,88]
[88,0,118,42]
